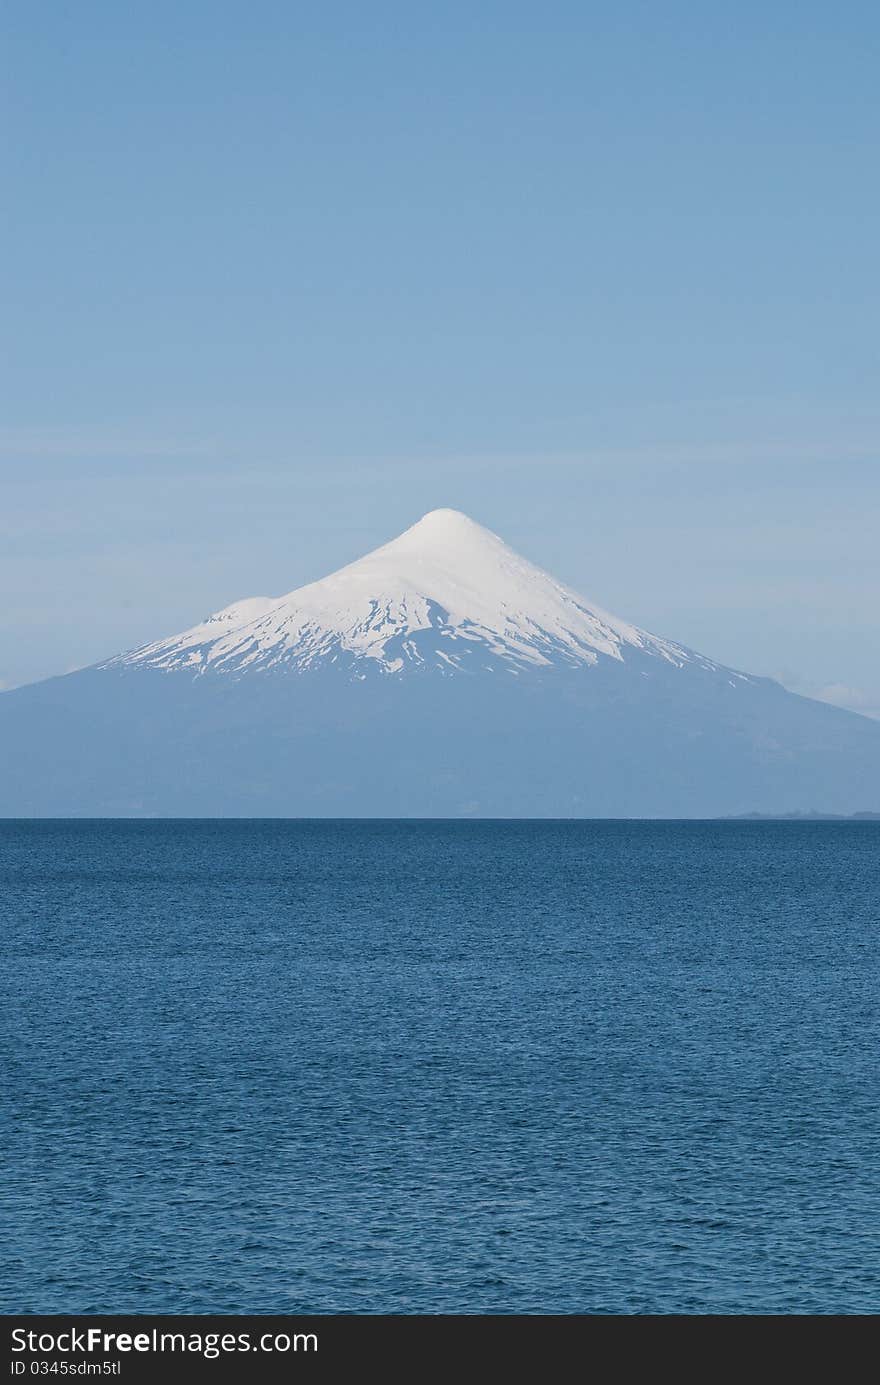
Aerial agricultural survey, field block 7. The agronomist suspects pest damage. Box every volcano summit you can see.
[110,508,719,679]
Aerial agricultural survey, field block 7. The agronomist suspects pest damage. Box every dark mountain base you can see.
[3,655,880,817]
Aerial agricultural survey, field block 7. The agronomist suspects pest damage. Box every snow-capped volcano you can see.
[5,505,879,818]
[110,508,718,679]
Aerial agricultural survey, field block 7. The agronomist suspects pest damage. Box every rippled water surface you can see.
[2,819,879,1313]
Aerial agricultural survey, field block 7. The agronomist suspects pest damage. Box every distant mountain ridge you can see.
[729,811,880,821]
[3,509,880,817]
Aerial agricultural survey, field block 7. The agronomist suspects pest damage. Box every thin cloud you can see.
[0,428,218,461]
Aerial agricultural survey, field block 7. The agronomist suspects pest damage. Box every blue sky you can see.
[2,3,878,711]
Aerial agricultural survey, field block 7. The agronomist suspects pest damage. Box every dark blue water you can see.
[2,820,878,1314]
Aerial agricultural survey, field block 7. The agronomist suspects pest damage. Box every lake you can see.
[2,819,878,1313]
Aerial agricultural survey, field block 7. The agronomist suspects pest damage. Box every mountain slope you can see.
[2,509,879,817]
